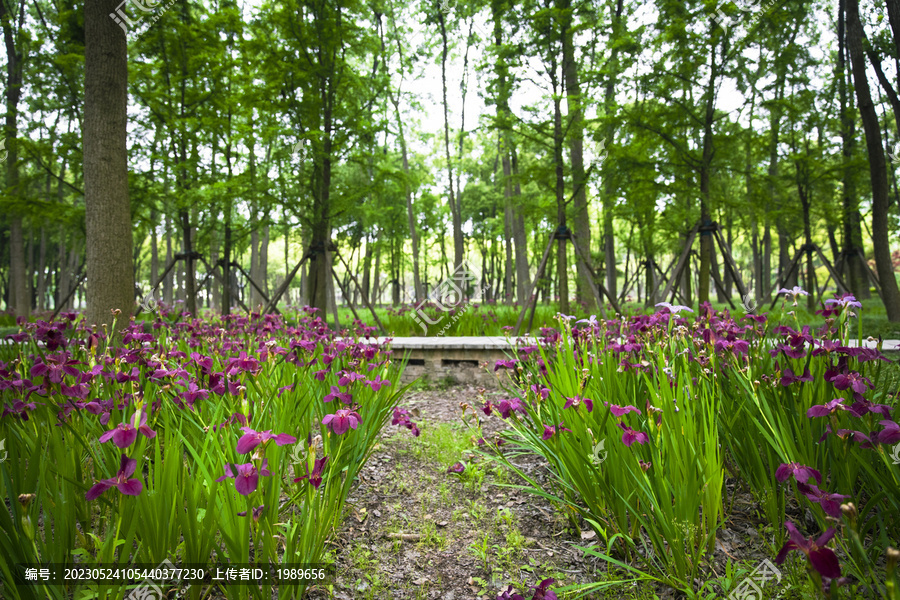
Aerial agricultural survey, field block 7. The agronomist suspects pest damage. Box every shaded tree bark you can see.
[847,0,900,320]
[84,0,134,329]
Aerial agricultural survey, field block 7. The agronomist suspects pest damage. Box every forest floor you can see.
[303,383,805,600]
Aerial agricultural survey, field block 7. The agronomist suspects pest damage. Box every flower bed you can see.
[482,294,900,598]
[0,309,413,600]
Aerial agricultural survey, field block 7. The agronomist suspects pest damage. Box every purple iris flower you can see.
[807,399,849,418]
[294,456,329,489]
[877,420,900,444]
[531,578,558,600]
[216,460,271,496]
[180,382,209,408]
[236,427,297,454]
[775,462,822,485]
[832,371,872,394]
[322,409,362,435]
[824,294,862,309]
[323,385,352,404]
[781,367,814,387]
[496,397,526,419]
[775,521,841,578]
[542,425,556,440]
[86,454,143,500]
[237,504,265,523]
[447,462,465,474]
[609,404,640,417]
[563,395,593,412]
[797,482,850,518]
[494,359,518,371]
[497,585,525,600]
[338,371,366,386]
[314,369,329,381]
[530,384,550,400]
[617,423,649,447]
[364,376,391,392]
[655,302,692,314]
[777,286,809,301]
[99,410,157,448]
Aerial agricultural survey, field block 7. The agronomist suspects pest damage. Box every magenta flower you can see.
[294,456,329,489]
[338,371,366,386]
[824,293,861,309]
[322,409,362,435]
[796,482,850,518]
[531,578,558,600]
[778,285,809,299]
[877,420,900,444]
[563,395,593,412]
[775,521,841,578]
[216,460,271,496]
[494,359,518,371]
[180,382,209,408]
[775,462,822,485]
[617,423,649,447]
[86,454,143,500]
[609,404,640,417]
[832,371,872,394]
[530,384,550,400]
[806,399,849,418]
[323,385,352,404]
[99,410,157,448]
[237,504,265,523]
[496,397,526,419]
[236,427,297,454]
[781,367,813,387]
[447,462,465,474]
[542,425,556,440]
[655,302,692,314]
[364,376,391,392]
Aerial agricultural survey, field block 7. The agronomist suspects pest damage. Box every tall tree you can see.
[84,0,134,328]
[1,0,28,317]
[846,0,900,321]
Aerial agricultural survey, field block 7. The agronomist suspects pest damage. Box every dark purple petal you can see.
[809,547,842,579]
[116,479,143,496]
[85,481,113,501]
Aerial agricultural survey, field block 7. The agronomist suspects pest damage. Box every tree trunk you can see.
[838,0,870,299]
[602,0,624,301]
[389,92,423,302]
[560,0,593,309]
[847,0,900,320]
[439,11,463,268]
[552,59,569,315]
[84,0,134,330]
[1,0,27,317]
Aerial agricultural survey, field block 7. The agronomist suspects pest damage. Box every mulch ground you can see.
[304,384,804,600]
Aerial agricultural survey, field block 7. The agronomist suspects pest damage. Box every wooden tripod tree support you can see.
[829,247,884,300]
[764,243,854,310]
[49,266,87,321]
[660,220,749,308]
[514,226,621,336]
[261,242,386,335]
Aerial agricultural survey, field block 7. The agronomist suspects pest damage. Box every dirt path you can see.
[306,384,609,600]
